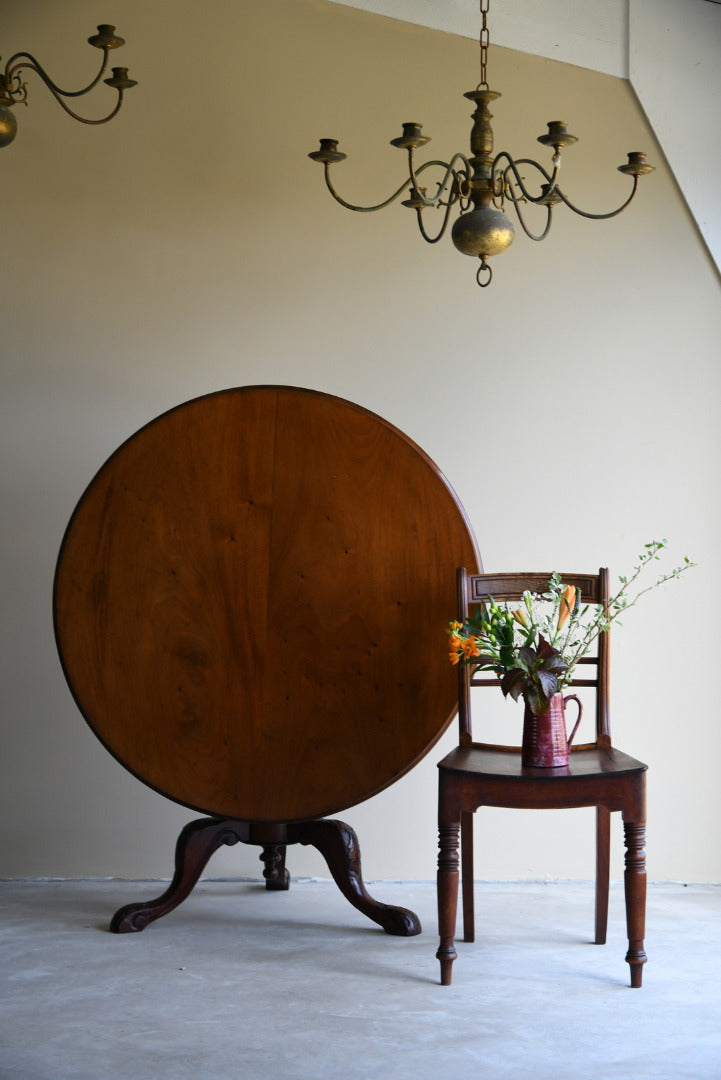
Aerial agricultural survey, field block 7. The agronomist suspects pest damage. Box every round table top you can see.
[54,386,480,823]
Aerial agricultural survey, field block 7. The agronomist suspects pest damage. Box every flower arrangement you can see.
[447,540,696,717]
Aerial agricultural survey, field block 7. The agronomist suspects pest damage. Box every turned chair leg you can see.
[623,819,647,987]
[437,820,460,985]
[595,805,611,945]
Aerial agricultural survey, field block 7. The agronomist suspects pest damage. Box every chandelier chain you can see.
[479,0,490,90]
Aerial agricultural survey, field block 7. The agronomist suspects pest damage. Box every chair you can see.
[436,567,647,987]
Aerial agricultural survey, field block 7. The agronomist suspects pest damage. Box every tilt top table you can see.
[54,386,480,935]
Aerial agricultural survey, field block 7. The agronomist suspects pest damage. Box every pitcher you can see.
[522,692,583,768]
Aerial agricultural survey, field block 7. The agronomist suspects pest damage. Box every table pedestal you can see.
[110,817,421,936]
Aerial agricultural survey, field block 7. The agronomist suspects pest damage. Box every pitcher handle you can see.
[563,694,583,748]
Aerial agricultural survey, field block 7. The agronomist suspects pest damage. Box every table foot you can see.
[296,818,421,936]
[110,817,245,933]
[260,843,290,891]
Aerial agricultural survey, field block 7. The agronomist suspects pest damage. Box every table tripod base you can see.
[110,816,421,937]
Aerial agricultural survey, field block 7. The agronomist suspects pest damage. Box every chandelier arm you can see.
[52,91,125,126]
[495,153,560,205]
[408,152,471,208]
[551,175,641,220]
[6,50,111,100]
[505,156,642,220]
[414,196,456,244]
[509,198,553,242]
[320,162,415,212]
[319,158,466,214]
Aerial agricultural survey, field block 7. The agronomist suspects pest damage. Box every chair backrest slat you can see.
[468,572,603,605]
[456,566,611,747]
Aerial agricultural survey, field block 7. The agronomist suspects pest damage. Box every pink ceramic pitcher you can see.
[521,691,583,768]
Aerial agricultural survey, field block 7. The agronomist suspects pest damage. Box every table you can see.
[54,386,479,935]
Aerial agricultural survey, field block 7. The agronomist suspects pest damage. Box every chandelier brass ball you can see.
[451,203,515,258]
[0,106,18,147]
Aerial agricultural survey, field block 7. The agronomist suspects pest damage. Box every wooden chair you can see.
[436,567,647,987]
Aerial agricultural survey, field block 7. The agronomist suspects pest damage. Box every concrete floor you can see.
[1,879,719,1080]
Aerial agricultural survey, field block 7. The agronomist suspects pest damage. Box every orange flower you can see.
[449,650,461,665]
[512,608,529,629]
[461,637,480,659]
[557,585,576,630]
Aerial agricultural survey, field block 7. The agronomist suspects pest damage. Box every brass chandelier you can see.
[0,24,136,149]
[309,0,654,287]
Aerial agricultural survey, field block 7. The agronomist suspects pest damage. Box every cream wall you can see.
[1,0,719,884]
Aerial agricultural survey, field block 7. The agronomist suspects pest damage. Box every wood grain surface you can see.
[54,386,480,822]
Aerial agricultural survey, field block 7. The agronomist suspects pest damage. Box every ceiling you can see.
[326,0,629,77]
[326,0,721,276]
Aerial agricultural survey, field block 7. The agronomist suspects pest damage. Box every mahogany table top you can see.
[54,386,480,822]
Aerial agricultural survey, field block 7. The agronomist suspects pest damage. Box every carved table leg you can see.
[260,843,290,891]
[110,817,246,933]
[294,819,421,936]
[436,821,460,985]
[623,820,647,987]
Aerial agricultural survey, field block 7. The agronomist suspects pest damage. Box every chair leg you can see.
[461,810,475,943]
[623,819,647,987]
[595,805,611,944]
[436,820,460,986]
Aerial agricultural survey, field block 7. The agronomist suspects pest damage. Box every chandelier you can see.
[309,0,654,287]
[0,25,136,149]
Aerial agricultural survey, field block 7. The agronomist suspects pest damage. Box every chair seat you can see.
[439,744,647,782]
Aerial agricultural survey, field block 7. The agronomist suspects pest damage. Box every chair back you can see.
[456,568,610,750]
